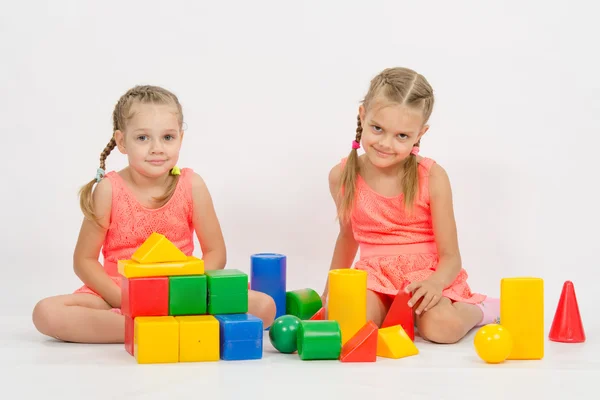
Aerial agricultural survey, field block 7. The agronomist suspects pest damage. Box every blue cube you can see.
[214,314,263,360]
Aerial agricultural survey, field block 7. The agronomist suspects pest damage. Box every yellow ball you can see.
[473,324,513,364]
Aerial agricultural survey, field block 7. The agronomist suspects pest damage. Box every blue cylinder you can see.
[250,253,287,320]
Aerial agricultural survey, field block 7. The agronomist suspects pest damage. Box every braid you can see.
[355,115,363,142]
[100,138,116,170]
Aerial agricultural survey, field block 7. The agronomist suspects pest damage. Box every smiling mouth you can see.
[374,149,394,156]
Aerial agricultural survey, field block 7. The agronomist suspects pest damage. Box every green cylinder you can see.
[286,288,323,320]
[297,320,342,360]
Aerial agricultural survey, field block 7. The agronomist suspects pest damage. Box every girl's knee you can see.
[417,309,465,344]
[32,298,63,338]
[249,292,276,329]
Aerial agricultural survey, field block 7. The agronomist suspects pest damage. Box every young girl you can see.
[32,85,276,343]
[321,67,499,344]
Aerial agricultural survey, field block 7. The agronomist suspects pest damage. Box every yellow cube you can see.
[176,315,220,362]
[134,316,179,364]
[118,256,205,278]
[500,277,544,360]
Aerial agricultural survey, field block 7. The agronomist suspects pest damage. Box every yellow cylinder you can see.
[327,268,367,344]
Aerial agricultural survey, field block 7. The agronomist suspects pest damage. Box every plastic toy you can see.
[121,276,169,318]
[327,268,367,344]
[340,320,378,362]
[309,307,326,320]
[500,277,544,360]
[473,323,513,364]
[250,253,287,319]
[286,288,322,320]
[297,320,342,360]
[381,290,414,340]
[134,316,180,364]
[176,315,220,362]
[376,324,419,359]
[549,280,585,343]
[206,269,249,314]
[131,232,188,263]
[118,256,204,278]
[169,275,207,315]
[269,314,302,353]
[120,232,260,364]
[214,314,263,360]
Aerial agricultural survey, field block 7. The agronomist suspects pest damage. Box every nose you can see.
[149,139,165,154]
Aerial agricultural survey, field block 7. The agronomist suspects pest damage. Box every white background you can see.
[1,0,598,329]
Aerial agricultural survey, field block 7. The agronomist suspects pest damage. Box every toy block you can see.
[134,316,179,364]
[125,315,134,356]
[340,320,378,362]
[206,269,248,314]
[175,315,220,362]
[118,256,204,279]
[121,276,169,318]
[131,232,187,263]
[381,290,414,340]
[250,253,287,319]
[169,275,207,316]
[297,320,342,360]
[214,314,263,360]
[549,280,585,343]
[377,325,419,359]
[286,288,322,320]
[309,307,326,320]
[500,277,544,359]
[328,269,367,344]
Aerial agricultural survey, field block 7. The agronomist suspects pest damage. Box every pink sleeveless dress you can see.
[74,168,196,297]
[344,157,486,304]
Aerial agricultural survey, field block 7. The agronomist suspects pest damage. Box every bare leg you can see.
[416,297,483,344]
[366,290,392,327]
[248,290,276,329]
[32,294,124,344]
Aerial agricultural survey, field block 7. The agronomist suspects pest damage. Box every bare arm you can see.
[191,172,226,271]
[428,163,463,288]
[321,164,359,298]
[73,178,121,307]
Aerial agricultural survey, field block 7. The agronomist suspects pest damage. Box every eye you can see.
[137,135,148,141]
[397,133,409,140]
[371,125,382,133]
[164,135,174,141]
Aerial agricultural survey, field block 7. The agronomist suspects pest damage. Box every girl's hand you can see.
[404,278,444,315]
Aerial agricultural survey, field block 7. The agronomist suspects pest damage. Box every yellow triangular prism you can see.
[131,232,187,264]
[376,324,419,359]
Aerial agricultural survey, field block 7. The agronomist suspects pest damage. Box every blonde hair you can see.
[79,85,184,222]
[338,67,435,222]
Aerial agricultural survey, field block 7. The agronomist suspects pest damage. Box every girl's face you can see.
[359,101,428,171]
[115,102,184,179]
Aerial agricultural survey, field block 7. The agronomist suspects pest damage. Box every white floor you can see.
[2,316,598,400]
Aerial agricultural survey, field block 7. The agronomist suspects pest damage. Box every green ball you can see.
[269,315,302,353]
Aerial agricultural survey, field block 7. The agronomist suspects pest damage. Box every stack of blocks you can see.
[118,232,263,364]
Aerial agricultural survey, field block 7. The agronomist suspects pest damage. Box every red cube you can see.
[121,276,169,318]
[124,315,134,356]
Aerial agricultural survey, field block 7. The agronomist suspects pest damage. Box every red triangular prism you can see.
[340,321,378,362]
[381,291,414,341]
[549,280,585,343]
[309,307,326,320]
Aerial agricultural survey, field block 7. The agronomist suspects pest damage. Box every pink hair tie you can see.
[352,140,361,150]
[411,146,420,155]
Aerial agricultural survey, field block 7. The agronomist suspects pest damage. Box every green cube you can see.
[169,275,207,315]
[206,269,248,314]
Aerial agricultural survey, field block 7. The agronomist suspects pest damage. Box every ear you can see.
[114,130,127,154]
[358,104,366,125]
[417,124,430,142]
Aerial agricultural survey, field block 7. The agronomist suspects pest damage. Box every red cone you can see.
[549,281,585,343]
